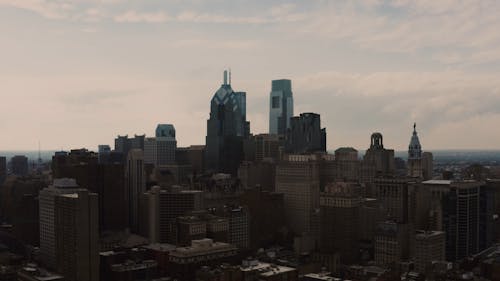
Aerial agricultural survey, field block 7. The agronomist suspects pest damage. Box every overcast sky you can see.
[1,0,500,151]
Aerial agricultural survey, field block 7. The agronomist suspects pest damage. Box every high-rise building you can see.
[0,156,6,184]
[374,221,413,267]
[155,124,177,165]
[205,70,250,175]
[269,79,293,135]
[275,155,321,242]
[11,155,29,176]
[39,178,84,269]
[54,190,99,281]
[422,180,492,261]
[334,147,360,181]
[373,178,416,224]
[319,182,363,264]
[362,133,395,182]
[422,151,434,180]
[254,133,283,162]
[143,137,157,165]
[408,123,423,178]
[223,206,250,250]
[125,149,146,232]
[143,186,204,243]
[414,230,445,274]
[114,134,145,157]
[98,145,111,164]
[285,113,326,154]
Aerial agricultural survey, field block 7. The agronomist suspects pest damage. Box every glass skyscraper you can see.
[269,79,293,135]
[205,70,250,174]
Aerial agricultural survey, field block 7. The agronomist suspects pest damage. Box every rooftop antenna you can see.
[229,68,231,85]
[223,70,228,85]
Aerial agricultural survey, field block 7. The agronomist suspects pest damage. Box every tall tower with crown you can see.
[205,70,250,174]
[407,123,423,178]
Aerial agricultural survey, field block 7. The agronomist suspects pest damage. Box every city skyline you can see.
[2,1,500,150]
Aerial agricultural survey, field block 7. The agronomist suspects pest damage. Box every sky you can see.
[1,0,500,151]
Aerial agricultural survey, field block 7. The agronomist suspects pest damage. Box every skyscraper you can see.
[361,133,395,185]
[54,190,99,281]
[97,144,111,164]
[11,155,29,176]
[275,155,321,243]
[143,186,204,243]
[39,178,84,269]
[269,79,293,135]
[205,70,250,174]
[155,124,177,165]
[125,149,146,232]
[285,113,326,154]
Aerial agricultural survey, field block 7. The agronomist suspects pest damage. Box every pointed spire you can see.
[223,70,228,85]
[413,122,416,133]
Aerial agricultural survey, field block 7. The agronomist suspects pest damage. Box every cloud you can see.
[297,0,500,63]
[290,70,500,149]
[0,0,74,19]
[114,10,170,23]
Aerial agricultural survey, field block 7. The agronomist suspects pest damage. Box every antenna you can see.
[37,141,42,173]
[229,68,231,85]
[223,70,228,85]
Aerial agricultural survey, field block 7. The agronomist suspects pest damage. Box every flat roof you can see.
[422,180,452,185]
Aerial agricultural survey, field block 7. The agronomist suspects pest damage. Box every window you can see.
[272,96,280,108]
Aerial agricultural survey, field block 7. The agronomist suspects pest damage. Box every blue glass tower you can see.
[205,70,250,174]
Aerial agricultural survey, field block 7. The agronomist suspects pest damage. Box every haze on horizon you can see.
[1,0,499,151]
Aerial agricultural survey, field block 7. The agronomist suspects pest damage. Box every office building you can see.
[0,156,6,184]
[144,137,157,165]
[373,178,416,224]
[223,206,250,249]
[125,149,146,232]
[240,189,287,249]
[254,133,283,162]
[374,221,413,267]
[39,178,84,269]
[334,147,360,181]
[276,155,321,243]
[422,151,434,180]
[414,230,445,274]
[362,133,395,182]
[143,186,204,243]
[269,79,294,135]
[11,155,29,176]
[285,113,326,154]
[237,161,276,191]
[423,180,491,261]
[205,70,250,175]
[0,175,43,246]
[98,145,111,164]
[54,190,99,281]
[155,124,177,165]
[114,134,145,157]
[319,182,363,264]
